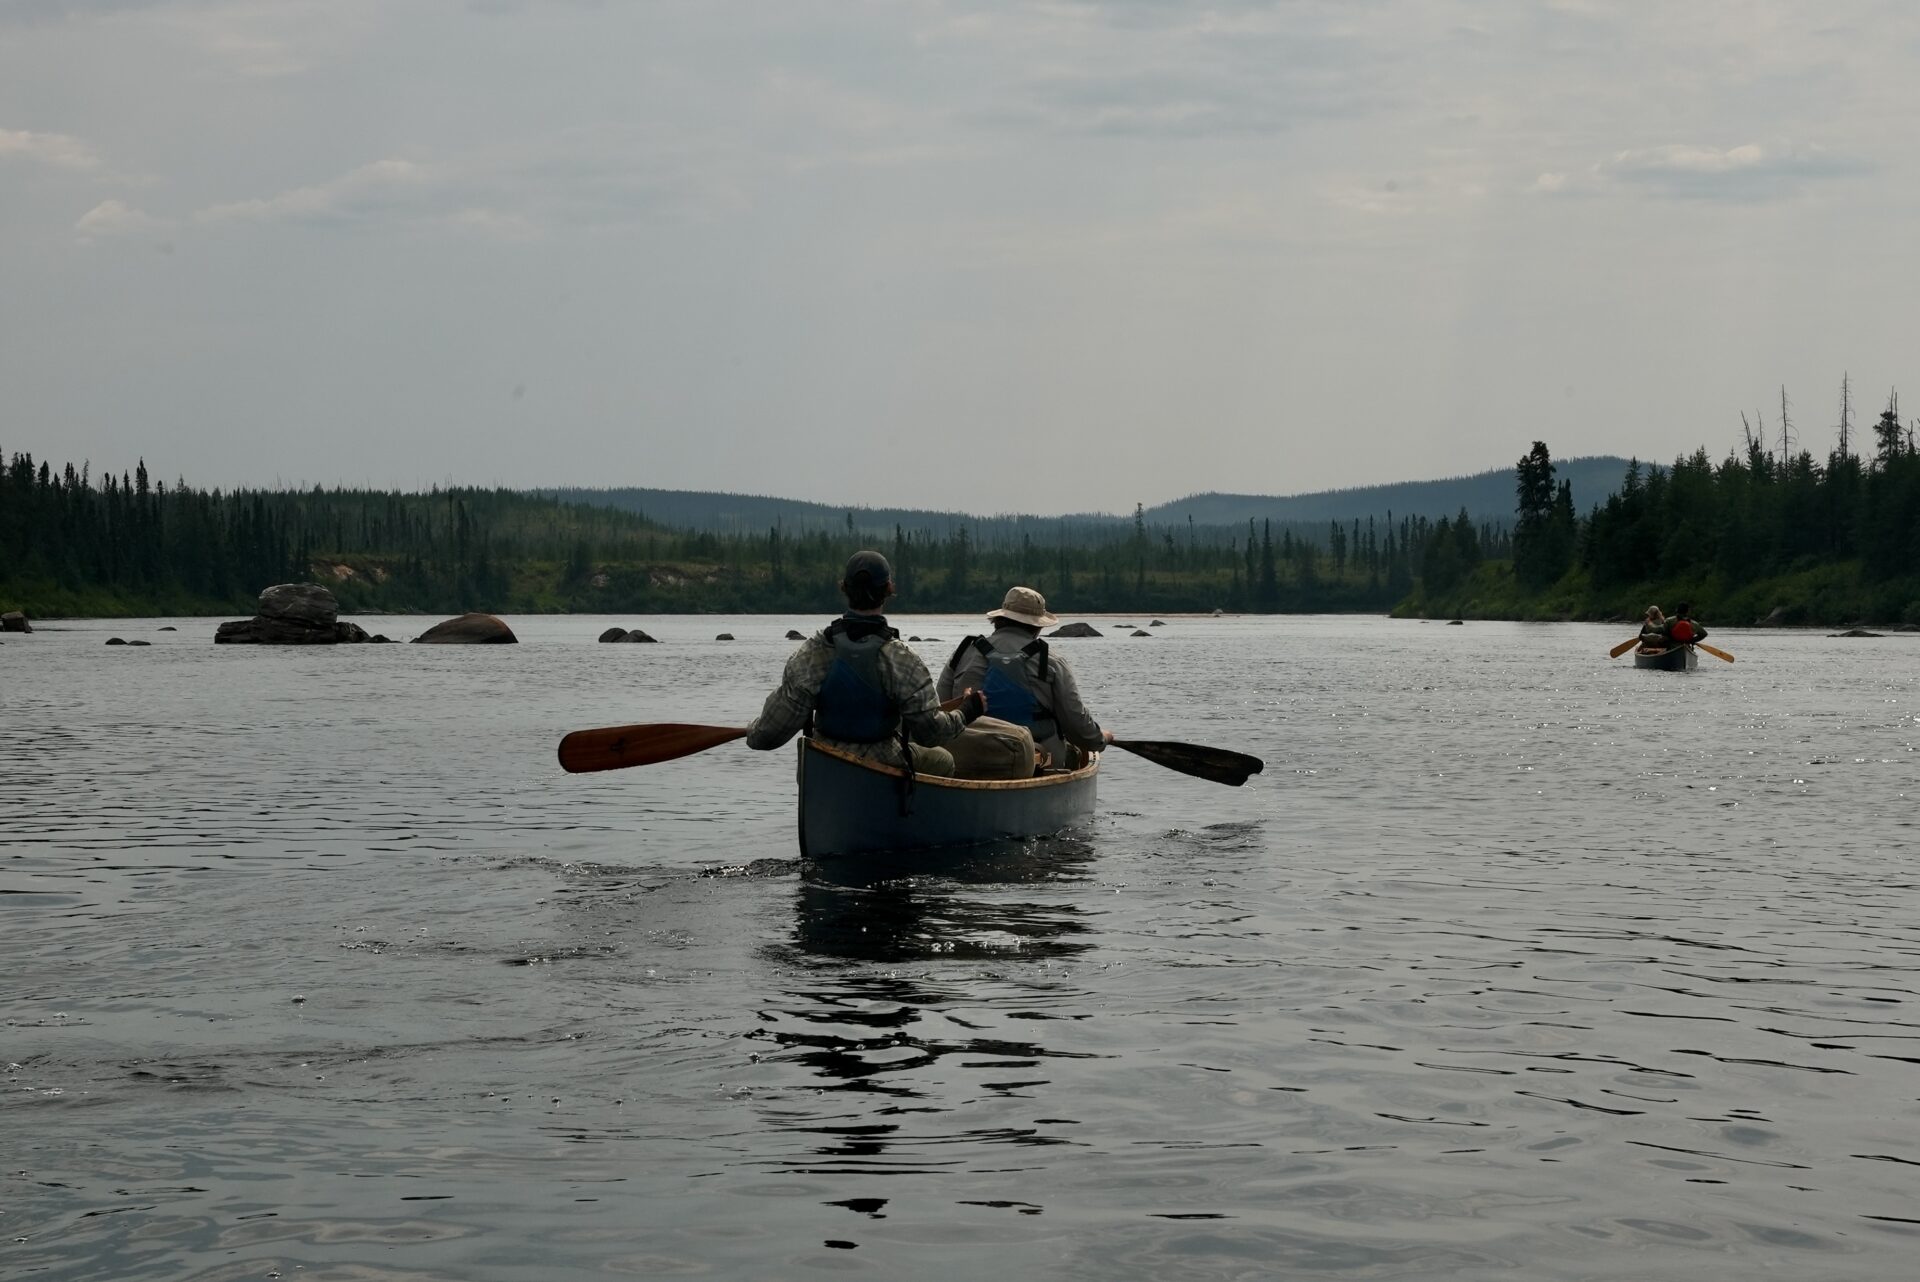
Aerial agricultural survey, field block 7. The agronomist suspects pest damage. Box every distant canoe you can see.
[797,739,1098,858]
[1633,644,1698,672]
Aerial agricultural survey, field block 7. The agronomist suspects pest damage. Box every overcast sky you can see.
[4,1,1917,513]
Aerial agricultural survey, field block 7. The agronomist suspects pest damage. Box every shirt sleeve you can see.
[1048,658,1107,753]
[745,642,826,750]
[887,642,968,746]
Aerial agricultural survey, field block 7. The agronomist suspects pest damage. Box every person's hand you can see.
[1102,729,1115,744]
[961,688,987,723]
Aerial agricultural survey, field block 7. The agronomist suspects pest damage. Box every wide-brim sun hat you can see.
[987,585,1058,628]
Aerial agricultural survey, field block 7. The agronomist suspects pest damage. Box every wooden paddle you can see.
[1110,739,1264,787]
[1696,642,1735,663]
[559,722,748,773]
[559,695,973,774]
[1609,637,1643,658]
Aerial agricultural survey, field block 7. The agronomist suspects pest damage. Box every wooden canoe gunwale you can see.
[802,738,1100,790]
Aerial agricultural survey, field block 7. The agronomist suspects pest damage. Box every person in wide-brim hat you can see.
[940,585,1111,769]
[986,585,1059,628]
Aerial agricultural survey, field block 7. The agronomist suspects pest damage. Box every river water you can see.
[3,613,1917,1281]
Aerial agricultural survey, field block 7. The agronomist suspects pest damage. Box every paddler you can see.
[745,551,985,775]
[939,585,1114,770]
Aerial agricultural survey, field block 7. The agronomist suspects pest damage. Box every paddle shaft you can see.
[559,694,971,774]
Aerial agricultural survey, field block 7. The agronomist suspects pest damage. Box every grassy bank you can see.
[1395,561,1920,627]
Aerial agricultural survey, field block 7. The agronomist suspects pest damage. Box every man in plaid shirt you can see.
[746,551,985,774]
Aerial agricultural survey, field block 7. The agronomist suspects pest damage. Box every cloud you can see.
[74,197,166,239]
[195,158,429,225]
[1594,141,1870,201]
[0,126,101,171]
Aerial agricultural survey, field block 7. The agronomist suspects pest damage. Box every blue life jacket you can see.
[964,634,1056,744]
[813,616,901,744]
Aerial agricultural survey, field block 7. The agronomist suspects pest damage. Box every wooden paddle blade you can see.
[1697,642,1735,663]
[558,723,748,773]
[1609,637,1642,659]
[1112,739,1265,787]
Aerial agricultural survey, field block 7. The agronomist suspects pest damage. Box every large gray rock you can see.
[1,611,30,632]
[258,583,339,628]
[216,583,374,644]
[598,627,630,643]
[785,629,805,640]
[1048,621,1102,638]
[413,613,517,644]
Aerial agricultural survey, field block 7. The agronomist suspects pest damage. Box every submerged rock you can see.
[1048,621,1102,638]
[1131,629,1152,637]
[715,633,735,641]
[1447,619,1464,625]
[598,627,629,643]
[785,629,805,640]
[158,625,177,631]
[105,637,127,645]
[414,613,517,644]
[127,639,151,646]
[1150,619,1166,627]
[1,611,31,633]
[1831,628,1885,638]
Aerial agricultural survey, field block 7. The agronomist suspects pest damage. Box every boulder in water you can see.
[216,583,373,644]
[105,637,127,645]
[158,625,177,632]
[1,611,31,633]
[1447,619,1464,625]
[598,627,629,643]
[715,633,735,641]
[1831,628,1884,638]
[785,630,805,640]
[413,613,517,644]
[127,639,151,646]
[1131,629,1151,637]
[1150,620,1166,627]
[1048,621,1102,638]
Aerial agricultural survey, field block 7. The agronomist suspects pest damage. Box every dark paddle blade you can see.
[1696,642,1734,663]
[1608,636,1641,659]
[1111,738,1264,787]
[558,723,748,774]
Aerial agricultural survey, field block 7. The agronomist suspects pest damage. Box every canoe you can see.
[1633,644,1698,672]
[796,738,1099,858]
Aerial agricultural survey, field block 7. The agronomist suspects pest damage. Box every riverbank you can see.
[1394,560,1920,629]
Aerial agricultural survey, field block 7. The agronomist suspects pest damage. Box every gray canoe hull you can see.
[1633,645,1698,671]
[796,739,1099,858]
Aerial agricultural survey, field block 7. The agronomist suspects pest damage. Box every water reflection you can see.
[740,838,1105,1190]
[788,836,1100,964]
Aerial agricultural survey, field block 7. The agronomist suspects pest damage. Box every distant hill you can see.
[1139,456,1633,528]
[543,456,1634,544]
